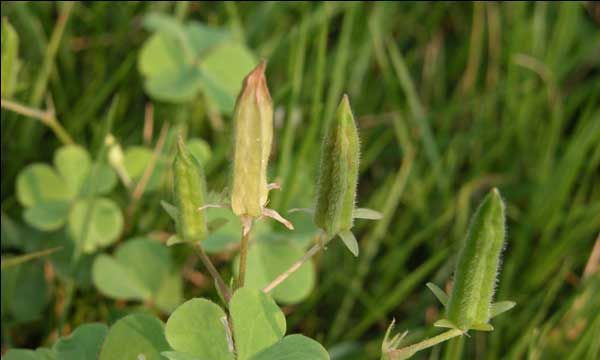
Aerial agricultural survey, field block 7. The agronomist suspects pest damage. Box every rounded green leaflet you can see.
[52,323,108,360]
[230,288,286,360]
[165,298,234,360]
[314,95,360,237]
[99,314,171,360]
[187,138,212,165]
[54,145,91,198]
[2,349,55,360]
[92,237,182,312]
[16,164,71,207]
[2,261,49,322]
[138,14,255,113]
[446,188,506,330]
[173,137,208,242]
[23,200,70,231]
[251,334,330,360]
[68,197,123,253]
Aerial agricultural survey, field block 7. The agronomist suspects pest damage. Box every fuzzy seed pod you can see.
[173,137,207,242]
[314,95,360,237]
[231,61,273,217]
[446,188,506,330]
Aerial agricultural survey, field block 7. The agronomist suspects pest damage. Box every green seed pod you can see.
[446,188,506,330]
[314,95,360,237]
[173,137,208,242]
[231,61,273,217]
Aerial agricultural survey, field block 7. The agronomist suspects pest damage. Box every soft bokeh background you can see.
[1,2,599,359]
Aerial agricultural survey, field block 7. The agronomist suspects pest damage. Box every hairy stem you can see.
[194,243,231,304]
[263,232,325,293]
[387,329,463,359]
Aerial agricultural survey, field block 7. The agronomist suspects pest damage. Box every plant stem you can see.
[263,232,325,293]
[1,98,75,144]
[237,227,251,289]
[194,243,231,303]
[387,329,463,359]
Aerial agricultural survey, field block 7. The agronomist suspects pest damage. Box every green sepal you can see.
[426,282,449,307]
[338,230,359,256]
[490,301,516,318]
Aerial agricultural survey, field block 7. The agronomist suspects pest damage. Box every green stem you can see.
[1,98,75,144]
[194,243,231,304]
[387,329,463,359]
[237,228,251,289]
[263,233,325,293]
[46,117,75,145]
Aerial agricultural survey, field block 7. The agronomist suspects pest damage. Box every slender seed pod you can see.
[314,95,360,237]
[173,137,207,242]
[231,61,273,217]
[446,188,506,329]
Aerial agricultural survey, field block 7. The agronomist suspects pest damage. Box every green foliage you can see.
[165,298,233,360]
[233,238,315,303]
[1,2,598,359]
[164,288,327,360]
[92,237,182,312]
[99,314,171,360]
[1,18,20,98]
[230,287,286,359]
[138,13,256,112]
[52,323,108,360]
[16,145,121,253]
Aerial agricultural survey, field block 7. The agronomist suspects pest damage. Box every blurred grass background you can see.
[1,2,599,359]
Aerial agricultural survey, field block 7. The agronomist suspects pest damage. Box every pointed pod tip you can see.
[340,94,351,110]
[248,60,267,80]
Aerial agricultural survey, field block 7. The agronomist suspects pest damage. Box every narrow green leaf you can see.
[1,18,20,98]
[1,247,61,270]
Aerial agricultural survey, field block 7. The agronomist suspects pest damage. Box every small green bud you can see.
[314,95,360,237]
[446,188,506,330]
[231,61,273,218]
[173,137,208,242]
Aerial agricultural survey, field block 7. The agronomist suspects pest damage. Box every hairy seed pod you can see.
[173,137,207,241]
[314,95,360,237]
[231,61,273,217]
[446,188,506,329]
